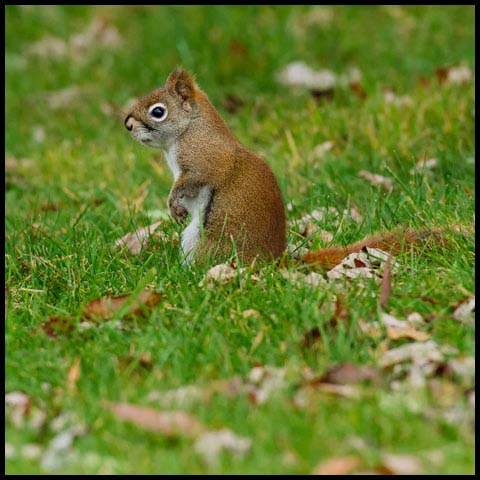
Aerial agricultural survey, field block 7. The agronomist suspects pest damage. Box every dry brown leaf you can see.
[103,402,205,438]
[67,357,81,395]
[319,363,379,385]
[114,221,163,255]
[379,340,444,368]
[308,382,361,398]
[327,248,395,282]
[312,455,362,475]
[42,315,76,338]
[386,326,430,341]
[379,255,392,308]
[379,312,431,341]
[242,309,260,319]
[350,81,367,99]
[358,170,393,191]
[83,289,162,321]
[199,263,240,288]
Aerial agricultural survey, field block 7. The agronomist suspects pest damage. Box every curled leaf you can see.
[103,402,205,438]
[83,289,162,321]
[114,221,164,255]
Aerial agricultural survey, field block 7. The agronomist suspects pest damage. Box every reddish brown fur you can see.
[127,68,286,263]
[301,227,452,269]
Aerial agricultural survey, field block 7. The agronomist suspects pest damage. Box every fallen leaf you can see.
[409,158,438,175]
[194,429,251,465]
[350,81,367,99]
[312,455,362,475]
[281,270,327,288]
[379,255,392,308]
[277,62,337,91]
[348,205,364,224]
[380,312,431,340]
[114,221,164,255]
[406,312,425,326]
[82,289,162,321]
[327,248,396,282]
[379,340,444,368]
[39,201,63,212]
[5,391,31,427]
[41,422,87,471]
[319,363,379,385]
[443,356,475,388]
[147,385,207,408]
[305,382,361,399]
[242,309,260,319]
[21,444,43,460]
[380,453,423,475]
[452,297,475,327]
[436,65,472,85]
[103,402,205,438]
[199,263,241,288]
[67,357,81,394]
[246,366,287,405]
[27,35,68,58]
[42,315,76,338]
[358,170,393,191]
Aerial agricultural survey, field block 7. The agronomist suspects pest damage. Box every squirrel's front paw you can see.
[168,195,188,224]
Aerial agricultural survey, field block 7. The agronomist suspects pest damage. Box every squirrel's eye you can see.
[148,103,168,121]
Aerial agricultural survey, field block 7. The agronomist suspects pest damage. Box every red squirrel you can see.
[124,68,465,267]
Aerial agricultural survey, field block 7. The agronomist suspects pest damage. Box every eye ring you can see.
[148,102,168,122]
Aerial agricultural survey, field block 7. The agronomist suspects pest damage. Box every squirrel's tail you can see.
[301,225,472,270]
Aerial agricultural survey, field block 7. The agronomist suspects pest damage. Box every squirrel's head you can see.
[124,68,197,148]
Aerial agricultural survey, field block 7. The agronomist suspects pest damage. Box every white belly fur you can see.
[165,143,181,181]
[181,186,211,263]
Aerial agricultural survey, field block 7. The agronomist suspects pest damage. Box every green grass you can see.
[5,5,475,474]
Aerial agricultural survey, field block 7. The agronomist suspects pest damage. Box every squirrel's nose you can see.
[124,115,133,131]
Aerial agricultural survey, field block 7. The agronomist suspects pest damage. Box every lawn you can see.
[5,5,475,474]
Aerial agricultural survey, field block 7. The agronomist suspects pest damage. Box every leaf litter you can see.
[103,401,251,465]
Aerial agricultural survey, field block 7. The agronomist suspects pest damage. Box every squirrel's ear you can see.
[166,68,196,104]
